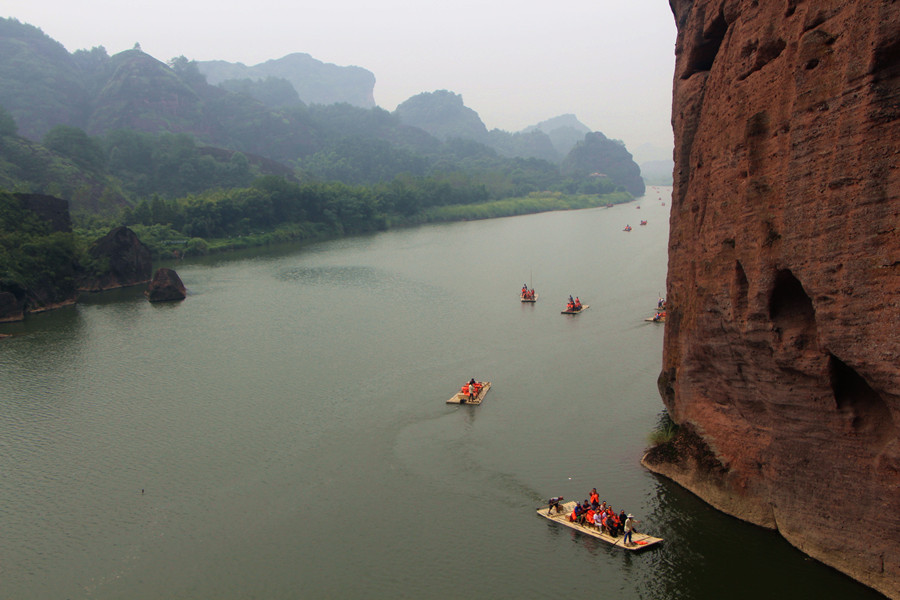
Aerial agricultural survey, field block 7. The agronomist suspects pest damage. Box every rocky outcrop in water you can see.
[646,1,900,598]
[78,226,152,292]
[145,267,186,302]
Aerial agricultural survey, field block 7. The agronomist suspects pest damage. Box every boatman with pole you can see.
[623,514,638,546]
[547,496,564,515]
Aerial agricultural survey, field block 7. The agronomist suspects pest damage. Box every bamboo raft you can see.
[561,304,589,315]
[537,501,663,551]
[447,381,492,405]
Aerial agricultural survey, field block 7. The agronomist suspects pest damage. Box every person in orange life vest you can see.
[574,297,582,309]
[610,511,622,537]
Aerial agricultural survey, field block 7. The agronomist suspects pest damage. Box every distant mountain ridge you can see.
[0,16,646,203]
[394,90,489,142]
[523,114,591,157]
[197,53,376,108]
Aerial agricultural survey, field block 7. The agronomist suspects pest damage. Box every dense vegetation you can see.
[78,174,627,259]
[0,16,642,313]
[0,191,80,305]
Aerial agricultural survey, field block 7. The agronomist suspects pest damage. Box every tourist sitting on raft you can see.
[565,295,582,312]
[652,311,666,322]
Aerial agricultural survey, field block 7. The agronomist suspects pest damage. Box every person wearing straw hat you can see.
[623,514,638,546]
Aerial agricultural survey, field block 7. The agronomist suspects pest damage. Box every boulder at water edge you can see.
[146,268,186,302]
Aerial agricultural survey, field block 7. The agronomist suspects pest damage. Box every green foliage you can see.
[219,76,302,108]
[167,56,207,88]
[0,190,79,301]
[647,411,680,446]
[420,191,630,223]
[43,125,106,172]
[0,104,17,136]
[0,18,92,141]
[561,132,645,196]
[301,137,428,184]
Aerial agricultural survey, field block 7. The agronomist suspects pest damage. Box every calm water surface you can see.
[0,188,882,599]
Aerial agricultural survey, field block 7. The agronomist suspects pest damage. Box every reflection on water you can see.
[0,189,885,599]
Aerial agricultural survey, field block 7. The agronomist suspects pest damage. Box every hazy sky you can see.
[3,0,676,157]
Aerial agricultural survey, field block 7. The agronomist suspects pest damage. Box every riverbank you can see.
[102,190,633,261]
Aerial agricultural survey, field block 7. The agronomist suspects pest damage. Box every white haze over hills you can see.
[2,0,676,159]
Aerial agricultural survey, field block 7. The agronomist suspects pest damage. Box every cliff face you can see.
[651,1,900,597]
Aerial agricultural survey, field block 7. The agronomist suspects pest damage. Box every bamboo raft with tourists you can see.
[447,380,492,404]
[537,500,663,551]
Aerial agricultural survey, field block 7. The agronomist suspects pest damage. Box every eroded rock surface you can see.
[145,267,186,303]
[650,1,900,597]
[79,226,152,291]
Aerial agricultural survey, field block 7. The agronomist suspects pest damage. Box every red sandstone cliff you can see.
[645,1,900,597]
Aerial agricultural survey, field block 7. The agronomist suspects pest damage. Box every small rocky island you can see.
[146,267,186,302]
[0,192,179,322]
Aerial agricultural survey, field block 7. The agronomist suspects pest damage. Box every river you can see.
[0,187,882,599]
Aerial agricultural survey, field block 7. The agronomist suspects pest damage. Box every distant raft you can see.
[447,381,492,405]
[537,501,663,551]
[520,288,538,302]
[561,304,589,315]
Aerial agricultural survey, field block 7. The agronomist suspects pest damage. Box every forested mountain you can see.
[394,90,490,143]
[0,18,646,320]
[523,114,592,157]
[0,19,92,141]
[198,53,376,108]
[394,90,567,163]
[561,132,645,197]
[0,17,644,210]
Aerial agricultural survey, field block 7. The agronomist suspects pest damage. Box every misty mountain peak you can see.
[393,90,489,142]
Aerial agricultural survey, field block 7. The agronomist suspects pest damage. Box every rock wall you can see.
[78,226,152,292]
[651,1,899,597]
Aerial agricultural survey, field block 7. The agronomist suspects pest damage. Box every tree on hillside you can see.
[0,105,17,136]
[42,125,106,172]
[168,55,207,88]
